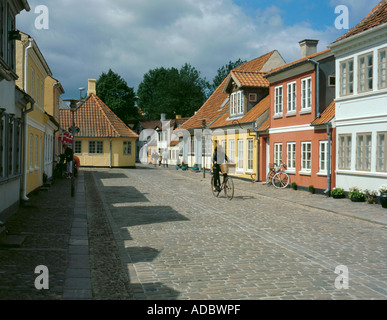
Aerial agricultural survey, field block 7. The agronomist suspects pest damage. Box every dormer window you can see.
[230,91,244,117]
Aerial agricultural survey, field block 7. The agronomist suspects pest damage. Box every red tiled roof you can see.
[257,118,270,132]
[311,101,335,125]
[231,71,269,88]
[210,95,270,128]
[266,49,331,76]
[181,51,277,130]
[334,0,387,43]
[60,94,139,138]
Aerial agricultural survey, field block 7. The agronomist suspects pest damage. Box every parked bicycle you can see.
[266,162,290,189]
[211,163,235,200]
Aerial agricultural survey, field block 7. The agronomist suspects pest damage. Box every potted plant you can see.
[308,185,315,194]
[181,162,188,171]
[176,161,181,170]
[379,185,387,208]
[364,190,377,204]
[348,186,365,202]
[330,187,345,199]
[192,163,199,171]
[291,182,297,190]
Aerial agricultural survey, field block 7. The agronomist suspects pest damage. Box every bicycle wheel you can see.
[224,177,234,200]
[272,172,290,189]
[211,176,221,198]
[266,170,275,185]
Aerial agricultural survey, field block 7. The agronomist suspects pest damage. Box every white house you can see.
[329,0,387,194]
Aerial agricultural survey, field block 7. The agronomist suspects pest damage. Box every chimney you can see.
[176,115,182,119]
[87,79,97,95]
[299,39,319,58]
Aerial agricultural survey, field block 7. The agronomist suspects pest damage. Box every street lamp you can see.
[79,87,85,100]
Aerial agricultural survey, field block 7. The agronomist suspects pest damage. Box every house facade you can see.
[265,41,336,193]
[0,0,31,221]
[60,80,139,168]
[329,0,387,194]
[181,51,286,178]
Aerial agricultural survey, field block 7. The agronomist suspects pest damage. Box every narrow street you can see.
[85,165,387,300]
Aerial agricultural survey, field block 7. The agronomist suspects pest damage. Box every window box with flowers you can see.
[349,186,365,202]
[379,185,387,209]
[330,187,345,199]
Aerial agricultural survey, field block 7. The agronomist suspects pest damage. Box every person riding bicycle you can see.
[212,145,229,192]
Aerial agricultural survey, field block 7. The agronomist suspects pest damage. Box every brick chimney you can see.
[87,79,97,95]
[299,39,319,58]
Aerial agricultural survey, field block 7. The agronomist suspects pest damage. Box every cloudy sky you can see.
[16,0,380,99]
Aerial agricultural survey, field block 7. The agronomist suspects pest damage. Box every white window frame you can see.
[338,134,352,170]
[274,143,282,167]
[301,77,312,112]
[237,139,244,171]
[300,142,312,174]
[229,139,235,163]
[230,91,244,116]
[358,52,373,93]
[287,81,297,114]
[340,59,354,96]
[356,133,372,171]
[379,47,387,90]
[274,86,283,117]
[377,132,387,172]
[319,141,329,175]
[89,141,104,154]
[123,141,132,155]
[287,142,296,173]
[247,139,253,172]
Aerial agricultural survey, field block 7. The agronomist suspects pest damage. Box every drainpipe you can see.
[324,122,332,196]
[307,59,320,118]
[255,131,260,182]
[21,39,34,201]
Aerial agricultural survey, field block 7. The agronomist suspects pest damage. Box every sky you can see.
[16,0,381,100]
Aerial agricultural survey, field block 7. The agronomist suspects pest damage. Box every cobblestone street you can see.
[0,165,386,300]
[89,165,386,300]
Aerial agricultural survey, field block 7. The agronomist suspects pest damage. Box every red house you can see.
[264,40,336,193]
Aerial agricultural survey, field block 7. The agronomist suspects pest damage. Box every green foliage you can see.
[137,63,209,120]
[291,182,297,190]
[349,186,365,201]
[96,69,138,124]
[308,185,315,194]
[331,188,345,197]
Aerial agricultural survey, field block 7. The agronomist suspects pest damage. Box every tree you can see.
[137,64,209,120]
[210,59,247,94]
[96,69,138,124]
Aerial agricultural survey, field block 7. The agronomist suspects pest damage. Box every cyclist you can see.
[212,145,229,192]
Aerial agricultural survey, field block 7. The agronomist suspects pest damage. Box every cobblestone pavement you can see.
[87,165,387,300]
[0,165,386,300]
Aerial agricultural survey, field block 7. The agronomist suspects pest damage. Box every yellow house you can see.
[59,80,139,168]
[15,31,61,197]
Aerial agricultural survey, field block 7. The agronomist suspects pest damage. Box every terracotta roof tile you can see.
[60,94,139,138]
[210,95,270,128]
[334,0,387,43]
[181,51,276,131]
[257,118,270,132]
[231,71,269,88]
[311,101,335,125]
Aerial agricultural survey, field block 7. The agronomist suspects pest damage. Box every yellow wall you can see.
[26,126,45,194]
[73,137,137,168]
[212,130,257,180]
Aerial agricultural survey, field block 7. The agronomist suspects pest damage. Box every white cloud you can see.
[17,0,348,99]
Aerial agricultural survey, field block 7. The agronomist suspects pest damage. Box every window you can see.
[229,140,235,163]
[7,116,13,175]
[287,82,296,113]
[356,133,372,171]
[379,48,387,89]
[35,135,38,167]
[237,140,244,171]
[36,76,40,106]
[29,134,33,169]
[358,52,373,92]
[338,135,352,170]
[30,68,35,98]
[319,141,329,174]
[274,143,282,166]
[287,143,296,171]
[230,91,244,116]
[123,141,132,155]
[0,114,4,178]
[89,141,104,154]
[301,142,312,172]
[6,8,15,70]
[377,132,387,172]
[301,77,312,111]
[74,141,82,154]
[340,59,354,96]
[274,86,283,116]
[247,139,253,171]
[249,93,257,102]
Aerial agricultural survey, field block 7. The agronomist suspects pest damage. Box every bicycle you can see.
[266,163,279,185]
[271,162,290,189]
[211,163,235,200]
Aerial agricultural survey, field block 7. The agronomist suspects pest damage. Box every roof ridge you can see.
[90,94,121,137]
